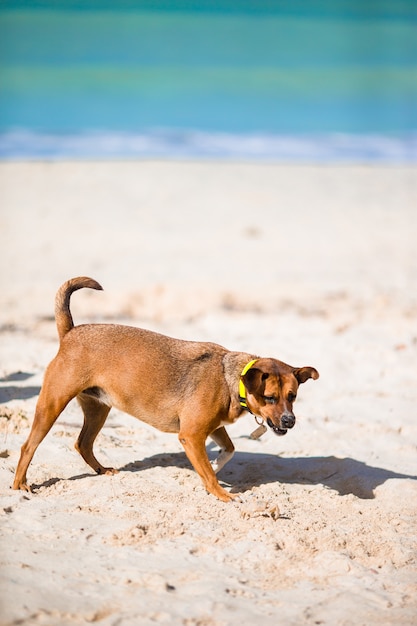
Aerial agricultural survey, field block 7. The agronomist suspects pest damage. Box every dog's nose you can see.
[281,414,295,429]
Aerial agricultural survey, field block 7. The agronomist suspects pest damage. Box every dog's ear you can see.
[242,368,268,394]
[293,366,319,384]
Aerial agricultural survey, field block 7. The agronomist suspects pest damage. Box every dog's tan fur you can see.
[13,277,319,501]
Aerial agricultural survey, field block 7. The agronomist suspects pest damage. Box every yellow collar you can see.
[239,359,258,412]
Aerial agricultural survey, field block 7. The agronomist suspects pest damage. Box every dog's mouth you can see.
[266,418,288,436]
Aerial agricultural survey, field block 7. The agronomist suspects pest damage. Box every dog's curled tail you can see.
[55,277,103,341]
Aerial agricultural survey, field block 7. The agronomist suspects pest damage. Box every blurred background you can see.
[1,0,416,161]
[0,0,416,325]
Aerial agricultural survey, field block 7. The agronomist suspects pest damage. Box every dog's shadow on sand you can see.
[0,371,41,402]
[119,449,417,500]
[31,448,416,500]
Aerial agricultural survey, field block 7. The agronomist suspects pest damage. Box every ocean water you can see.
[0,1,416,161]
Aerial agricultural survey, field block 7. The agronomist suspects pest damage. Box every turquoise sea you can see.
[0,1,416,160]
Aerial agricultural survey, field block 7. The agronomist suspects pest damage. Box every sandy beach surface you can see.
[0,161,416,625]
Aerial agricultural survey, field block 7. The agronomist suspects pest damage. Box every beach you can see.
[0,160,416,625]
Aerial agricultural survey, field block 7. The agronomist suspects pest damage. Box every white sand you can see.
[0,161,416,625]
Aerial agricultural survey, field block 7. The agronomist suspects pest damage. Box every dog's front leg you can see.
[178,429,236,502]
[210,426,235,474]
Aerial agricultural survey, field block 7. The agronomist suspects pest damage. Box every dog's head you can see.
[241,358,319,435]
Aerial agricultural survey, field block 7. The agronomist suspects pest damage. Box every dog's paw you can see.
[12,482,32,493]
[103,468,119,476]
[96,467,119,476]
[210,449,234,475]
[212,487,239,503]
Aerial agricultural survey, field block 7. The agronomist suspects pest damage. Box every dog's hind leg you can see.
[210,426,235,474]
[13,379,74,491]
[75,393,116,476]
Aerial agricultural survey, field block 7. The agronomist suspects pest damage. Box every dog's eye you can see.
[287,392,296,402]
[263,396,277,404]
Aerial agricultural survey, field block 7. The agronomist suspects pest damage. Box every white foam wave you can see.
[0,129,416,162]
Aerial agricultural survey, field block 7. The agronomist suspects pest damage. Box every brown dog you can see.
[13,277,319,501]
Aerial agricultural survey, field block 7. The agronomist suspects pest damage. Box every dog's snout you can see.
[281,414,295,429]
